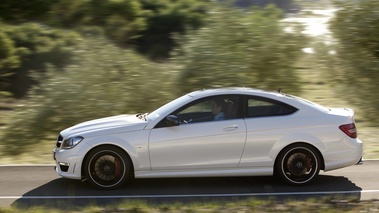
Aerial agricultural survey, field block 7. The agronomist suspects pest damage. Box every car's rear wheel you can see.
[84,146,131,189]
[275,144,320,185]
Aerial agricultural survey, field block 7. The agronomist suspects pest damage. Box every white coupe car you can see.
[53,88,363,189]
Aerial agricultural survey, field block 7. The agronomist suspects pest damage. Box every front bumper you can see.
[53,148,83,180]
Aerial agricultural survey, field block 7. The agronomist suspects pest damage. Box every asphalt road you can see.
[1,160,378,209]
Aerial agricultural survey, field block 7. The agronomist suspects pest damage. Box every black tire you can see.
[84,146,131,189]
[275,144,320,186]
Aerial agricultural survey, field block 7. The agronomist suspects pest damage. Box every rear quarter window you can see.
[247,96,298,118]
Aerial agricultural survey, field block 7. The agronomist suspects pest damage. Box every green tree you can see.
[1,0,210,59]
[0,23,80,98]
[329,0,379,123]
[49,0,147,46]
[0,0,54,23]
[136,0,209,59]
[175,5,306,94]
[234,0,297,12]
[49,0,210,59]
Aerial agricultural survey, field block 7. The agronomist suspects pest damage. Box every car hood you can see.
[60,114,147,138]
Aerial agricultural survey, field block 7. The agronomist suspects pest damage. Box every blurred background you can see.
[0,0,378,164]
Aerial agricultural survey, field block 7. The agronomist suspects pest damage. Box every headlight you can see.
[61,136,84,149]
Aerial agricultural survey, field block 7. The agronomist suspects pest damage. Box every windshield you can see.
[146,94,192,122]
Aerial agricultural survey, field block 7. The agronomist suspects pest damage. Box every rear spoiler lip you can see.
[345,108,355,119]
[344,108,355,114]
[327,107,355,119]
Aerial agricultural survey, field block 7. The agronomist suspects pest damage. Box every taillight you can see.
[339,123,357,138]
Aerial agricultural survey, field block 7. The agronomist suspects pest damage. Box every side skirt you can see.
[135,167,273,179]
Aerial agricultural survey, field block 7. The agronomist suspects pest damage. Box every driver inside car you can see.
[212,98,226,121]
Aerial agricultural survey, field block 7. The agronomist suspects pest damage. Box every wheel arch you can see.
[274,142,325,172]
[81,144,135,180]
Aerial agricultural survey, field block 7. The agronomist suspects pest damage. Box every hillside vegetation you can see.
[1,0,379,163]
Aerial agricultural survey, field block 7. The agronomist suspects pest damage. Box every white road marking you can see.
[1,190,379,199]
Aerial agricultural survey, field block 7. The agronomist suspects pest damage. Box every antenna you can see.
[277,88,282,93]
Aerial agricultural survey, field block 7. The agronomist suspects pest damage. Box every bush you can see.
[175,4,307,95]
[0,36,175,155]
[0,29,20,92]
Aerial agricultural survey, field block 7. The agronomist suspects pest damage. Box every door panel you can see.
[149,119,246,170]
[239,96,299,167]
[240,117,287,167]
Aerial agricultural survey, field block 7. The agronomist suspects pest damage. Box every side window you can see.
[155,95,241,128]
[179,100,212,115]
[247,96,297,118]
[177,99,213,123]
[177,95,240,123]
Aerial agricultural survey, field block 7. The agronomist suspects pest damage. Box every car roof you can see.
[187,87,282,98]
[186,87,329,113]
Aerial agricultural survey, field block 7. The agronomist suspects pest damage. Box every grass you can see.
[2,198,379,212]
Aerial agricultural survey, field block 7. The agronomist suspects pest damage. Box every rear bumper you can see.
[356,156,364,165]
[324,136,363,171]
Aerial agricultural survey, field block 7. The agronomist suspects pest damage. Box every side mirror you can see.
[165,115,180,127]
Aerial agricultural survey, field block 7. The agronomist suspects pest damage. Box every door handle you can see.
[223,125,238,131]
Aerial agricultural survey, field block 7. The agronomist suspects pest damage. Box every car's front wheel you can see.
[275,144,321,186]
[84,146,131,189]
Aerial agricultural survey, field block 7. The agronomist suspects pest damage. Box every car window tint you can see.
[179,100,212,114]
[247,97,297,117]
[177,95,240,123]
[154,95,241,128]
